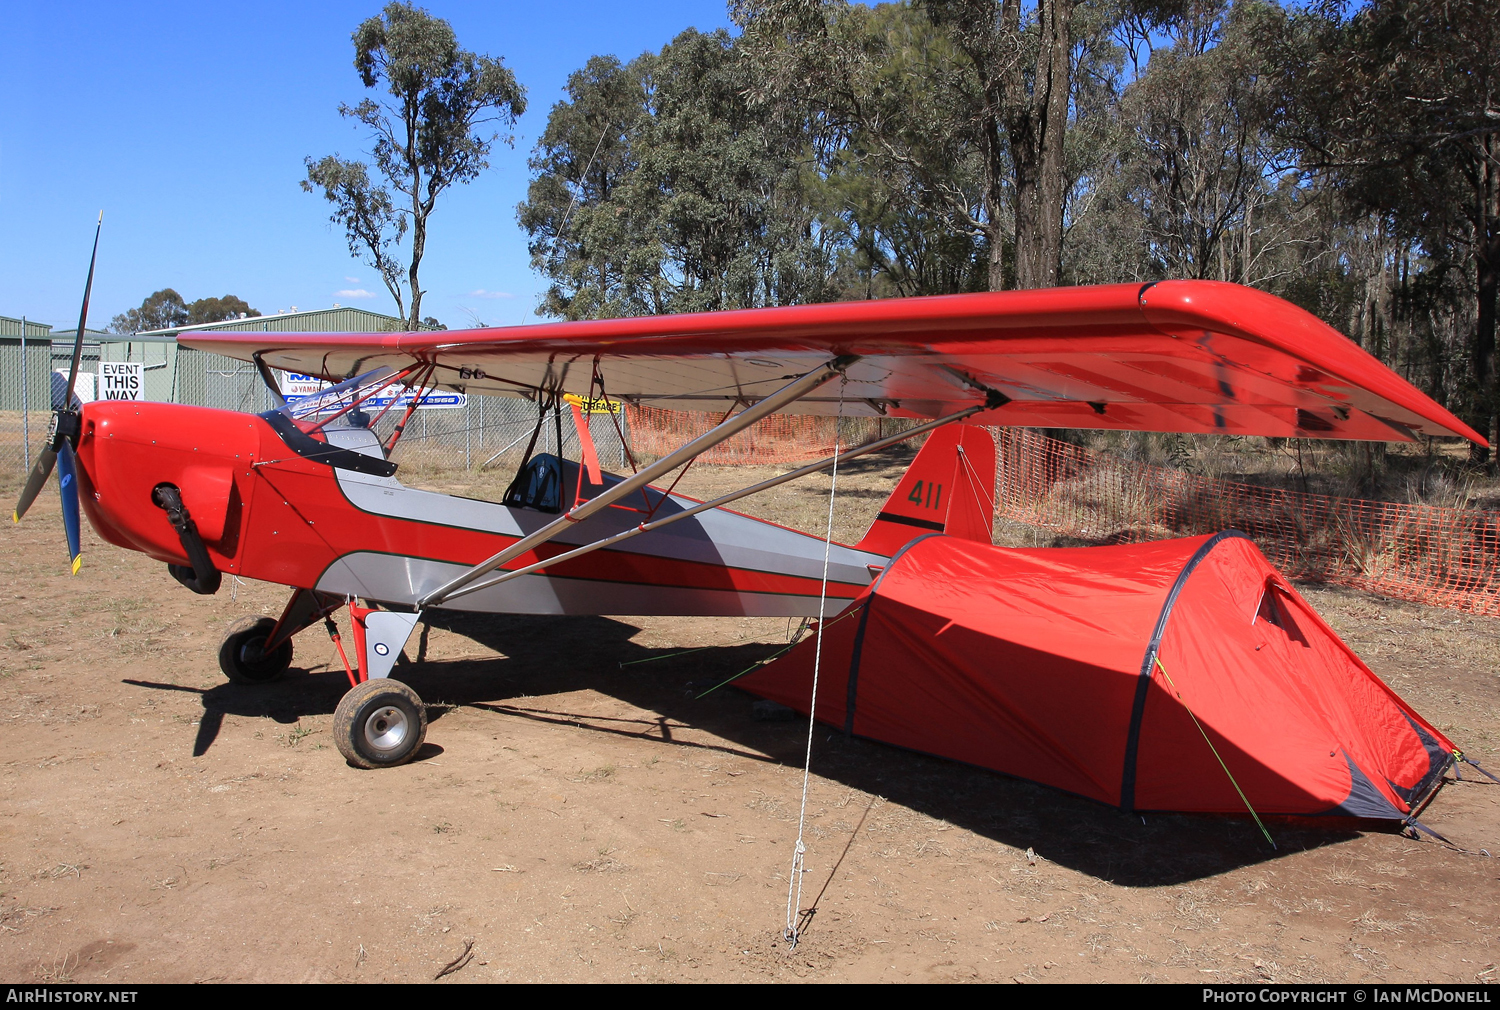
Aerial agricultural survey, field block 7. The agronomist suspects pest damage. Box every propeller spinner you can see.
[13,212,102,575]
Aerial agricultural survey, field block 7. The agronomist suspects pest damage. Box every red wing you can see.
[179,280,1485,444]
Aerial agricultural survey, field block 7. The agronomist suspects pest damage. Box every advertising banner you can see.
[279,372,466,410]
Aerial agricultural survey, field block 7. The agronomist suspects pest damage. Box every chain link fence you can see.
[1,336,93,483]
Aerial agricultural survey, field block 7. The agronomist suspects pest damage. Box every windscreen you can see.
[278,366,415,429]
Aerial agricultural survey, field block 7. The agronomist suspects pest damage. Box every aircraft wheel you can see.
[218,616,293,685]
[333,679,427,769]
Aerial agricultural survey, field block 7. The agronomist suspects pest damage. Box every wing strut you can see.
[417,357,856,609]
[435,403,984,606]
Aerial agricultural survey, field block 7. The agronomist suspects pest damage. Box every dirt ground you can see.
[1,451,1497,984]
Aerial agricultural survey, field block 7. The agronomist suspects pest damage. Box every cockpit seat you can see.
[503,453,563,513]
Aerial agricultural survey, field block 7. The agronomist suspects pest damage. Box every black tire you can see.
[218,616,293,685]
[333,679,427,769]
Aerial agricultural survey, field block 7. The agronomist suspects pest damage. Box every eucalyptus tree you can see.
[733,0,1000,289]
[519,55,654,319]
[1106,1,1294,282]
[521,29,838,319]
[185,295,259,325]
[303,2,526,330]
[110,291,260,333]
[1274,0,1500,451]
[110,289,188,334]
[923,0,1081,289]
[804,2,994,297]
[633,29,833,313]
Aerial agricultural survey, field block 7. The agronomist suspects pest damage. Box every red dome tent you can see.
[740,532,1454,821]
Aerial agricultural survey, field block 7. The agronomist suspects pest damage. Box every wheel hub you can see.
[364,705,409,754]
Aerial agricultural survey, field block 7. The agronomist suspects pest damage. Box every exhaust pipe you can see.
[151,484,222,595]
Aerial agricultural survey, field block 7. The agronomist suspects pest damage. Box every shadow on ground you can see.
[125,609,1357,888]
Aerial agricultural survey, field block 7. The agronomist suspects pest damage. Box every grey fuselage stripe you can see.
[316,428,884,609]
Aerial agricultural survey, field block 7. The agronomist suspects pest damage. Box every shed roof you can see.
[0,315,55,338]
[133,306,433,339]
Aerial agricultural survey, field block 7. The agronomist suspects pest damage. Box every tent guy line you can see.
[785,383,848,950]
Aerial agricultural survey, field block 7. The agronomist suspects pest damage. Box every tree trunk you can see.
[983,118,1008,291]
[406,103,425,333]
[1473,237,1497,461]
[1002,0,1073,290]
[408,211,426,332]
[1470,133,1499,463]
[1030,0,1071,289]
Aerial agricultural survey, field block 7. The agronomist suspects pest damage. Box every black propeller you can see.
[14,212,102,575]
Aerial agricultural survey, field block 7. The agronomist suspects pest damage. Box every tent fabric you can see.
[739,532,1454,820]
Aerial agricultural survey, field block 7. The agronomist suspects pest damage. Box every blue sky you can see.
[0,1,733,331]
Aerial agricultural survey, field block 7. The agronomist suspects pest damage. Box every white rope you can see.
[784,382,846,949]
[479,427,540,470]
[554,121,612,249]
[955,443,997,516]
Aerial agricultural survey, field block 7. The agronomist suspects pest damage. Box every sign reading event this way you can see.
[98,362,143,401]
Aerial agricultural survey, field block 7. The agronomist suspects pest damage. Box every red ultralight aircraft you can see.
[15,228,1485,768]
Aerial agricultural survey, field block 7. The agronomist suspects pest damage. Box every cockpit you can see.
[270,366,405,428]
[256,366,585,514]
[257,367,411,478]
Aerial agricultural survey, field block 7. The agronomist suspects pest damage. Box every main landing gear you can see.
[332,678,427,769]
[215,589,428,769]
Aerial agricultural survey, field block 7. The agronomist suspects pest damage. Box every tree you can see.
[1069,1,1298,284]
[111,290,261,333]
[733,0,1005,287]
[110,289,188,333]
[186,294,259,325]
[922,0,1080,289]
[736,0,1130,291]
[1273,0,1500,455]
[800,3,994,297]
[304,2,526,330]
[520,30,838,319]
[631,30,837,314]
[519,54,654,319]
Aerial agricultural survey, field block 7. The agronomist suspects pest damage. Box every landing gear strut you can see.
[327,601,427,769]
[220,589,428,768]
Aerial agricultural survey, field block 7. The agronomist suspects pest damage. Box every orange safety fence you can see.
[628,406,1500,615]
[627,408,1500,615]
[993,428,1500,616]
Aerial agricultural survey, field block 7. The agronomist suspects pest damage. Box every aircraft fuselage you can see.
[74,400,879,616]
